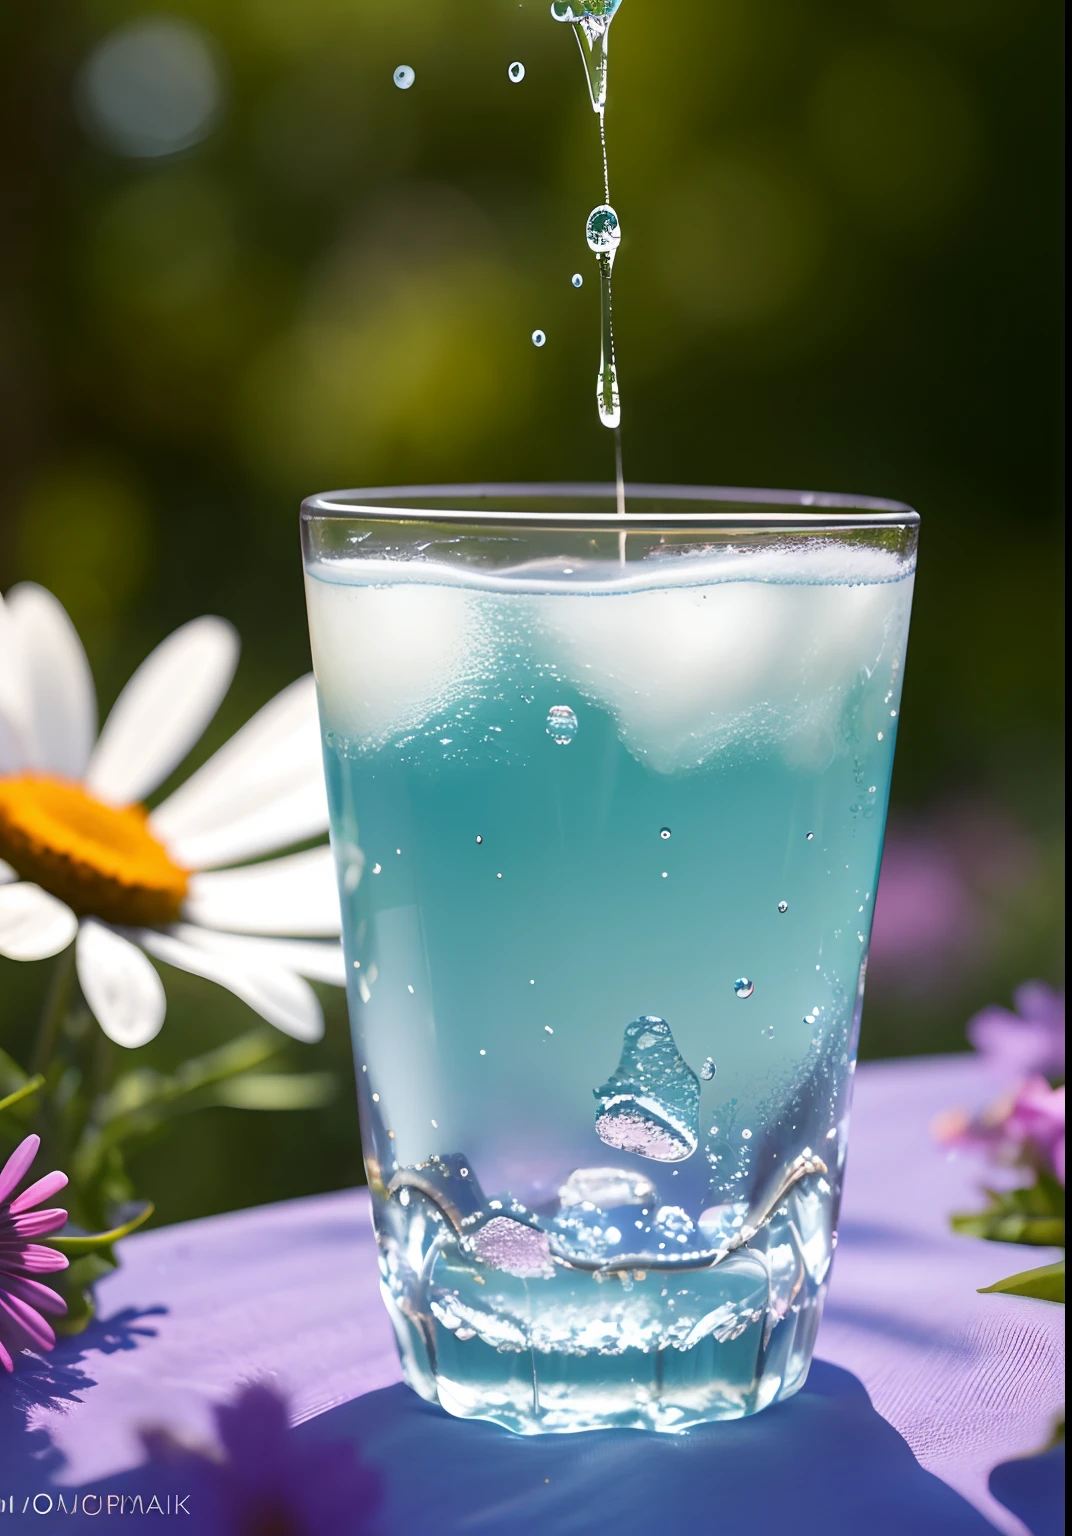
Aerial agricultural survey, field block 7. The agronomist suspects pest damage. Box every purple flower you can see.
[1004,1077,1065,1185]
[0,1134,70,1372]
[967,982,1065,1080]
[933,1076,1065,1186]
[143,1381,382,1536]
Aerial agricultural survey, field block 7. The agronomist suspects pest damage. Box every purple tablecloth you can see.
[2,1056,1063,1533]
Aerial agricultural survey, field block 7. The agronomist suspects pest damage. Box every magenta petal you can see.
[0,1336,12,1372]
[10,1208,68,1237]
[0,1291,55,1352]
[0,1135,40,1205]
[8,1170,69,1215]
[0,1271,67,1315]
[5,1243,69,1273]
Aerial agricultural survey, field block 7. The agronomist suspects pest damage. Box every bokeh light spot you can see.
[76,17,224,159]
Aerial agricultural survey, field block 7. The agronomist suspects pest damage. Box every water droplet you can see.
[546,704,578,744]
[586,203,621,253]
[479,1048,487,1055]
[593,1016,700,1162]
[393,64,415,89]
[659,827,671,840]
[877,731,884,741]
[571,272,584,287]
[777,901,788,914]
[806,831,815,841]
[508,60,526,81]
[544,1025,554,1034]
[734,978,754,999]
[741,1128,752,1140]
[372,1093,380,1102]
[761,1025,775,1040]
[372,863,382,875]
[531,328,546,347]
[475,834,483,844]
[699,1057,717,1081]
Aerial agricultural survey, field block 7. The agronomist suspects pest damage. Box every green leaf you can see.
[951,1177,1066,1248]
[47,1200,154,1256]
[0,1074,45,1116]
[212,1072,337,1110]
[979,1259,1065,1304]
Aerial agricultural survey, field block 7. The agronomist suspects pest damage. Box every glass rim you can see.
[300,481,919,532]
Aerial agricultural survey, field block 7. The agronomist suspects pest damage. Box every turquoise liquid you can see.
[306,547,914,1433]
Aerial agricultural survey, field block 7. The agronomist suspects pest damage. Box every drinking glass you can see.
[301,484,918,1434]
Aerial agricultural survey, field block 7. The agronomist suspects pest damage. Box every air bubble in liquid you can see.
[806,832,815,841]
[660,827,671,840]
[532,329,547,347]
[734,978,754,999]
[508,61,526,82]
[777,901,788,914]
[393,65,415,89]
[699,1057,717,1081]
[546,704,578,744]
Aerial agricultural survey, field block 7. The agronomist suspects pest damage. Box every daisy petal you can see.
[8,1169,68,1215]
[0,1291,56,1352]
[154,778,330,871]
[173,924,346,985]
[0,590,30,771]
[5,583,97,777]
[138,929,324,1042]
[0,860,16,884]
[0,884,77,962]
[183,846,341,937]
[77,921,166,1049]
[11,1209,68,1238]
[86,616,239,805]
[150,675,329,867]
[0,1135,40,1204]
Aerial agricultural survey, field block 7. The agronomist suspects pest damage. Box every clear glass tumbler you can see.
[301,484,918,1434]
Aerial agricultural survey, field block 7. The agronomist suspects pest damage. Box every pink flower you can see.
[933,1077,1065,1186]
[0,1134,70,1372]
[1004,1077,1065,1185]
[967,982,1064,1080]
[143,1381,382,1535]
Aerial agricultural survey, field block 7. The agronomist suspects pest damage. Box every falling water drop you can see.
[393,65,415,89]
[593,1016,700,1161]
[586,204,621,429]
[532,329,547,347]
[699,1057,717,1081]
[777,901,789,914]
[508,60,526,82]
[546,704,578,744]
[571,273,584,287]
[734,978,754,1000]
[659,827,671,840]
[806,832,815,841]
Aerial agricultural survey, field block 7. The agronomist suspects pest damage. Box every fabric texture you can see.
[0,1056,1063,1535]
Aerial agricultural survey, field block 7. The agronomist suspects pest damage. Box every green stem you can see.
[32,942,77,1077]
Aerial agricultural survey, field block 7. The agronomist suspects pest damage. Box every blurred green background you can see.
[0,0,1063,1225]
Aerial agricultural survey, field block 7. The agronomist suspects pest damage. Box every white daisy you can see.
[0,584,346,1049]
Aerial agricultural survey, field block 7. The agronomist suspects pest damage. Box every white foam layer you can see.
[305,546,913,770]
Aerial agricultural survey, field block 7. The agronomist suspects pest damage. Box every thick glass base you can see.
[378,1186,830,1435]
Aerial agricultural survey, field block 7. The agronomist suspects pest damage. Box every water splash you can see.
[593,1015,700,1162]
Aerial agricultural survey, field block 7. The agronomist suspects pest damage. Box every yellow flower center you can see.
[0,774,189,928]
